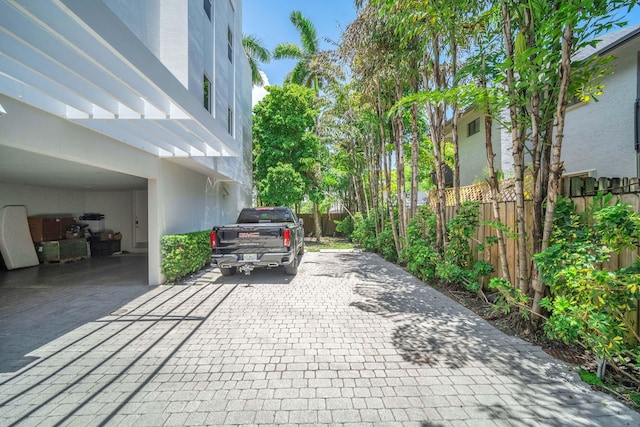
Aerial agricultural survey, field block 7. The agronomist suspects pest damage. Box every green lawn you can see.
[303,237,357,252]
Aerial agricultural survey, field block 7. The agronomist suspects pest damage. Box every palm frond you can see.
[286,61,310,86]
[273,42,304,60]
[242,34,271,85]
[242,34,271,63]
[290,10,319,55]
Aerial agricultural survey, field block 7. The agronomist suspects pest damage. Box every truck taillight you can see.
[210,230,217,249]
[283,229,291,247]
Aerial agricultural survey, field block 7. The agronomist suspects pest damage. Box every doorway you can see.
[133,190,148,249]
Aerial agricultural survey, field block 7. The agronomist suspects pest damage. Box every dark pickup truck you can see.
[210,207,305,276]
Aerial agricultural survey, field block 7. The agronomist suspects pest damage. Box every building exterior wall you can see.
[456,35,639,186]
[562,40,638,178]
[456,111,503,186]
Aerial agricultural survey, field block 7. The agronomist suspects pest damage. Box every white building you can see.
[453,24,640,186]
[0,0,252,284]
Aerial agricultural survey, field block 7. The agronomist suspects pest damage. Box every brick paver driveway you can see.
[1,251,639,426]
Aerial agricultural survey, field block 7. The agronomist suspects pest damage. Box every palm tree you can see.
[273,11,334,242]
[273,11,338,92]
[242,34,271,86]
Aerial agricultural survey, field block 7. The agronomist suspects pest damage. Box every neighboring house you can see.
[0,0,252,284]
[452,23,640,187]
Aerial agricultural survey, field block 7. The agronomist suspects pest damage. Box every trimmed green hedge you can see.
[161,230,211,282]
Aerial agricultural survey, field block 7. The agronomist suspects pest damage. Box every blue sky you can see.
[242,1,640,89]
[242,0,357,87]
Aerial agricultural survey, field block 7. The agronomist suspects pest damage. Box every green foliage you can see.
[377,225,398,262]
[258,163,305,206]
[436,202,493,293]
[403,205,440,282]
[334,215,354,238]
[161,231,211,283]
[352,212,378,252]
[535,195,640,362]
[252,84,320,202]
[488,278,531,317]
[579,369,604,387]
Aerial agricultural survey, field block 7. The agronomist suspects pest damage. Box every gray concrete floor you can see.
[0,254,150,372]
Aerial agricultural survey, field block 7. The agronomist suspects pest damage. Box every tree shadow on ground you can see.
[330,252,639,425]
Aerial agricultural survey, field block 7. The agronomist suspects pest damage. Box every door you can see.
[133,190,148,248]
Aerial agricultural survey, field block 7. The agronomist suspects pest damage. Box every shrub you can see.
[402,205,439,281]
[161,230,211,282]
[352,212,378,251]
[377,225,398,262]
[335,215,354,238]
[535,195,640,364]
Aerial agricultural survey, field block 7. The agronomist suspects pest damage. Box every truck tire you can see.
[284,257,298,275]
[220,267,237,276]
[299,243,305,255]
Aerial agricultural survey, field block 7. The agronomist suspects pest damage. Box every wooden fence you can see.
[298,213,349,237]
[445,193,640,340]
[456,194,640,283]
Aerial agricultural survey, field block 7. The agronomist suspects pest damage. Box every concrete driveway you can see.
[0,251,638,426]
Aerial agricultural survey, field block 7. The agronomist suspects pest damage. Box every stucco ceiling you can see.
[0,145,147,191]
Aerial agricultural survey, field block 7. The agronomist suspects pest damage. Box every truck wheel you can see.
[220,267,236,276]
[299,243,305,255]
[284,257,298,275]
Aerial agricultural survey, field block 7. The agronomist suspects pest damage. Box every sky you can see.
[242,1,640,105]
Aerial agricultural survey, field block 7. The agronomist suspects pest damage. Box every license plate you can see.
[243,254,257,261]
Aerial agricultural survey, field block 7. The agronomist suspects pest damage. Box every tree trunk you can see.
[313,202,322,243]
[501,1,528,292]
[452,104,461,213]
[410,103,420,219]
[384,146,401,256]
[532,24,574,316]
[394,82,407,247]
[480,53,512,283]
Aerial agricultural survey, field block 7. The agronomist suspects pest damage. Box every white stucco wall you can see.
[562,40,638,178]
[0,183,85,218]
[456,111,504,186]
[0,183,137,253]
[102,0,161,58]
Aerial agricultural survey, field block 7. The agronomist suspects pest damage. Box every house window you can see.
[203,75,211,112]
[467,118,480,136]
[227,27,233,63]
[227,107,233,135]
[204,0,212,21]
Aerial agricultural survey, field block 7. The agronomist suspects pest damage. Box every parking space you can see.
[0,254,149,372]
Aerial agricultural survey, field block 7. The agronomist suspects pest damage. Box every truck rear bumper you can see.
[212,251,295,269]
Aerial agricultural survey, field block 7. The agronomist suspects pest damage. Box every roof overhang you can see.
[0,0,238,159]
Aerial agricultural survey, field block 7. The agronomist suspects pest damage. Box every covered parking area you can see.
[0,0,248,287]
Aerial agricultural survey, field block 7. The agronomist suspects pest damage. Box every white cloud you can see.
[251,71,269,108]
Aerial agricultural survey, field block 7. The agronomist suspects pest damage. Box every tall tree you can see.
[274,10,338,242]
[242,34,271,86]
[252,84,321,211]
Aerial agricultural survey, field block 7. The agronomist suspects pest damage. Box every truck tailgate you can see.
[215,225,287,252]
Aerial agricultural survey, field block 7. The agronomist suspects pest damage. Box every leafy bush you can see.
[402,205,439,281]
[377,225,398,262]
[352,212,378,251]
[161,230,211,282]
[401,203,491,292]
[335,215,354,238]
[437,202,493,292]
[535,195,640,363]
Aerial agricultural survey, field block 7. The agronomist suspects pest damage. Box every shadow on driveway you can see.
[0,255,151,372]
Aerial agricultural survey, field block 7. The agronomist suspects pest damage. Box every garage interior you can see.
[0,144,157,372]
[0,144,150,287]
